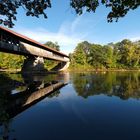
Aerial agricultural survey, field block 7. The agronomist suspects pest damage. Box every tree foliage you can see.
[44,41,60,70]
[70,0,140,22]
[70,39,140,69]
[72,42,89,65]
[0,0,51,27]
[44,41,60,51]
[0,52,25,69]
[1,0,140,27]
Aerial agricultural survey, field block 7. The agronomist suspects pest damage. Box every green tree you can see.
[133,46,140,67]
[114,39,138,67]
[73,46,86,65]
[88,44,105,69]
[44,41,60,70]
[44,41,60,51]
[70,39,140,69]
[103,46,115,68]
[0,52,25,69]
[72,42,90,65]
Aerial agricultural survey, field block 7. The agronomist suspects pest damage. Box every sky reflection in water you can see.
[0,72,140,140]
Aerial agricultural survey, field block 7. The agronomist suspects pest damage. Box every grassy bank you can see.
[68,64,140,72]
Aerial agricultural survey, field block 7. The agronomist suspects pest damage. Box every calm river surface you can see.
[0,71,140,140]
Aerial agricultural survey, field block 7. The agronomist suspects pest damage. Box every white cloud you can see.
[14,28,82,54]
[129,36,140,42]
[19,28,82,51]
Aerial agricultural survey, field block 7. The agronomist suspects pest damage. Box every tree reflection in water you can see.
[72,72,140,100]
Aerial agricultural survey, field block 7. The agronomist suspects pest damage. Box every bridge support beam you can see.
[51,61,70,71]
[59,62,70,71]
[21,56,47,73]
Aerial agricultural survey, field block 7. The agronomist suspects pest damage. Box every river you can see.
[0,71,140,140]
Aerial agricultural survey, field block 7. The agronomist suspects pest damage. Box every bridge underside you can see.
[0,42,70,73]
[0,27,70,73]
[0,41,69,62]
[0,42,69,73]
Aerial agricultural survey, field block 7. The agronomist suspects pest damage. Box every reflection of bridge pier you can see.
[0,80,67,140]
[0,72,69,140]
[5,81,67,119]
[0,26,70,73]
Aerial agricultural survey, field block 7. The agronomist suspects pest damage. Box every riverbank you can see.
[0,69,21,73]
[68,65,140,72]
[0,68,62,74]
[0,68,140,74]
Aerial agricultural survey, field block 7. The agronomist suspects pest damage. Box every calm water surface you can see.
[0,71,140,140]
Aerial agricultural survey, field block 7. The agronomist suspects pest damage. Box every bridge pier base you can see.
[21,56,47,73]
[59,62,70,71]
[51,61,70,71]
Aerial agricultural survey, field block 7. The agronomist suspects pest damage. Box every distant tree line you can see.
[70,39,140,70]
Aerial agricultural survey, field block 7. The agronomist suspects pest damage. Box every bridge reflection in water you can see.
[0,73,68,140]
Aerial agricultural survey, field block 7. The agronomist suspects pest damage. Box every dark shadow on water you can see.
[0,72,67,140]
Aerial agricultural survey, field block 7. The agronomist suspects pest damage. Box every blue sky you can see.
[10,0,140,54]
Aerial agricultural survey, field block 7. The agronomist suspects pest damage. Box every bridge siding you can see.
[0,26,69,61]
[0,41,69,62]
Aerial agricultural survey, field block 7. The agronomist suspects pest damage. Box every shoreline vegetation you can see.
[0,67,140,73]
[0,39,140,73]
[68,66,140,72]
[69,39,140,71]
[0,69,21,72]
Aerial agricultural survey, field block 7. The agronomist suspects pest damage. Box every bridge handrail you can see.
[0,26,69,58]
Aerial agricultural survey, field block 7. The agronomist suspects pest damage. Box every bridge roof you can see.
[0,26,69,58]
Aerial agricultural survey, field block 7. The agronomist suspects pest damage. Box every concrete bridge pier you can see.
[59,61,70,71]
[21,56,47,73]
[51,61,70,71]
